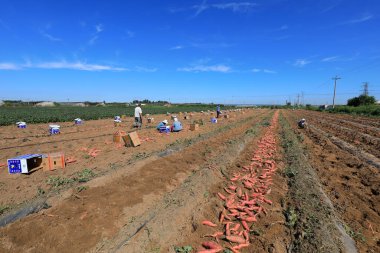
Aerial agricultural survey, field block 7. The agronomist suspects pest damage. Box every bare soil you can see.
[284,109,380,253]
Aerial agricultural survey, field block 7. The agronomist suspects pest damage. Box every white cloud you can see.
[88,23,104,45]
[170,45,184,50]
[193,1,257,16]
[0,61,131,72]
[0,63,20,70]
[293,59,311,67]
[134,66,158,72]
[251,68,276,74]
[35,61,127,71]
[178,64,231,73]
[126,30,135,38]
[95,24,104,33]
[322,56,339,62]
[263,69,276,74]
[40,30,61,42]
[88,35,98,45]
[342,13,373,25]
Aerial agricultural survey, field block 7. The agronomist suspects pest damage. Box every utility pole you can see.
[362,82,369,96]
[332,76,341,109]
[297,94,300,106]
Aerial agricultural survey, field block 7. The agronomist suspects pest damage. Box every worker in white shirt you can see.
[134,103,143,129]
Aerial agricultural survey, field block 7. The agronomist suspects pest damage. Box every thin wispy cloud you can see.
[0,63,20,70]
[170,45,184,50]
[251,68,276,74]
[134,66,158,72]
[294,59,311,67]
[88,36,98,45]
[321,0,342,13]
[0,61,129,72]
[341,13,373,25]
[40,30,62,42]
[321,56,339,62]
[126,30,135,38]
[95,24,104,33]
[178,64,231,73]
[89,23,104,45]
[36,61,126,71]
[192,1,257,17]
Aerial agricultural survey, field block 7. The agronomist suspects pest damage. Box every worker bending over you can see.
[298,118,307,129]
[171,117,183,132]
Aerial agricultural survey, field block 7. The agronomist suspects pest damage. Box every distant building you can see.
[319,104,328,110]
[35,101,55,107]
[0,100,4,106]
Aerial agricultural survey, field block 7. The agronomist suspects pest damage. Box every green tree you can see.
[347,95,376,107]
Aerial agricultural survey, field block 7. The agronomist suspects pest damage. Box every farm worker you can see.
[216,105,221,118]
[156,119,168,130]
[134,103,143,129]
[298,118,307,129]
[171,117,183,132]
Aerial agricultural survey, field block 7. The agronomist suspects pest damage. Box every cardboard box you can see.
[190,123,199,131]
[184,115,191,120]
[147,118,154,123]
[114,121,121,127]
[42,153,65,171]
[7,154,44,174]
[123,131,141,147]
[224,115,230,119]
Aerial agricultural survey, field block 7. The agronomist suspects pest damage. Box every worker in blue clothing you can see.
[171,117,183,132]
[216,105,221,118]
[156,119,168,131]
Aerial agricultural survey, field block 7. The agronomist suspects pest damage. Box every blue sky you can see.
[1,0,380,104]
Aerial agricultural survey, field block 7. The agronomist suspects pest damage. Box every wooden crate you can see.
[190,123,199,131]
[42,153,65,171]
[123,131,141,147]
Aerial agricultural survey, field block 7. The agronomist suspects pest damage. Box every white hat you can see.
[174,117,178,121]
[301,118,305,121]
[163,120,168,124]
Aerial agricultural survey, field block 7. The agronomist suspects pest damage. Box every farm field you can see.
[0,109,379,253]
[0,104,235,126]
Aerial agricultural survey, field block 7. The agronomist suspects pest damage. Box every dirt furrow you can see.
[283,109,380,252]
[0,111,272,253]
[292,111,380,158]
[299,110,380,137]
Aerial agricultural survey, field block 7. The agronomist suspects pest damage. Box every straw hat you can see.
[163,120,168,124]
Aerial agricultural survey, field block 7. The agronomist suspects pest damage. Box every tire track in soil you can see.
[0,111,272,253]
[284,110,380,252]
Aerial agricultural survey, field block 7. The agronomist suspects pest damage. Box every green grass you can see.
[0,205,10,215]
[0,104,237,126]
[75,168,95,183]
[46,176,74,188]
